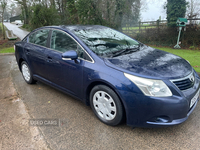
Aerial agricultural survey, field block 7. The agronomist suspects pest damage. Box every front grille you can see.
[173,78,194,90]
[171,72,195,91]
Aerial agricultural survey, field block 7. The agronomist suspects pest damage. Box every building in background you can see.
[10,15,23,25]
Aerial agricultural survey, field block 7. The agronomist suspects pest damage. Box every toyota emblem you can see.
[189,74,195,83]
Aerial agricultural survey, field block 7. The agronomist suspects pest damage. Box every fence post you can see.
[157,19,160,33]
[128,23,129,34]
[139,21,141,33]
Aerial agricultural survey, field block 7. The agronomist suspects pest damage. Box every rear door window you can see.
[29,29,49,47]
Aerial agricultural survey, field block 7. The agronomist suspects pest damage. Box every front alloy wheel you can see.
[90,85,124,126]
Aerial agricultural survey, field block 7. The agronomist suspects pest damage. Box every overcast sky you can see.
[141,0,167,21]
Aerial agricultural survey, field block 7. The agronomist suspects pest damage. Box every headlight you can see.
[124,73,172,97]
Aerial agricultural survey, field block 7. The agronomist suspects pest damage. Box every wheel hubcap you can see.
[22,64,30,81]
[93,91,117,121]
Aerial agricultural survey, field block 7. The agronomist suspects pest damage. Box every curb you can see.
[0,53,14,56]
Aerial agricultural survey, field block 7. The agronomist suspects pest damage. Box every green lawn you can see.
[0,23,3,29]
[0,23,6,34]
[0,47,15,53]
[153,47,200,73]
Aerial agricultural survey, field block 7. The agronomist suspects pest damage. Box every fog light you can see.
[155,117,169,123]
[148,116,170,123]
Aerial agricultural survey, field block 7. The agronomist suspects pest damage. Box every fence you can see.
[122,20,167,37]
[127,18,200,48]
[187,18,200,25]
[122,18,200,38]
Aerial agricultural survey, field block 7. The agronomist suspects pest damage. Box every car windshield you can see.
[72,27,140,57]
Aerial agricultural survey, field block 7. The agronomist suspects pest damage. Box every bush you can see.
[30,4,61,30]
[21,24,32,31]
[165,0,187,27]
[134,26,200,48]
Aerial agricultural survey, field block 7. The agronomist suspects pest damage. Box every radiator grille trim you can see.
[171,71,195,91]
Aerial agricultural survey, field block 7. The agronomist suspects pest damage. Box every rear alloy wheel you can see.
[90,85,124,126]
[21,61,36,84]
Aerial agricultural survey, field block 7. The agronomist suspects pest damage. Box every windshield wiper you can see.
[111,46,140,57]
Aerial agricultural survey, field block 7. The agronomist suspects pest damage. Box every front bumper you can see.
[146,97,199,126]
[118,74,200,127]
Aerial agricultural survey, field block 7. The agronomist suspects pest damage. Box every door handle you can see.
[25,49,30,55]
[46,56,53,63]
[26,47,31,50]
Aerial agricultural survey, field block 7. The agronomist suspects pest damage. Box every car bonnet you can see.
[104,46,193,79]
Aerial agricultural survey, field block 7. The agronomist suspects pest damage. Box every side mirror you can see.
[62,50,78,60]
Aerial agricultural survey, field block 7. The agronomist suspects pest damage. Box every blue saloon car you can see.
[14,25,200,127]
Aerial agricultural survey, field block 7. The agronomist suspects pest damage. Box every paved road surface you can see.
[0,55,49,149]
[0,54,199,149]
[3,23,29,40]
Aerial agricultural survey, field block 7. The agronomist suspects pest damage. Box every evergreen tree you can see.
[166,0,188,26]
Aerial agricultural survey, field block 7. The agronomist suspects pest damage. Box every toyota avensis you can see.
[14,25,200,127]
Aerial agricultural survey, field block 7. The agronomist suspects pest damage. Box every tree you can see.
[186,0,200,24]
[165,0,188,26]
[13,0,143,31]
[9,4,16,17]
[30,4,60,29]
[3,9,9,21]
[77,0,142,30]
[0,0,7,39]
[15,0,29,24]
[56,0,69,24]
[121,0,141,27]
[67,0,78,24]
[8,3,21,17]
[76,0,105,25]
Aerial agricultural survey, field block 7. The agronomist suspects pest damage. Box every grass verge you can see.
[153,46,200,73]
[0,47,14,54]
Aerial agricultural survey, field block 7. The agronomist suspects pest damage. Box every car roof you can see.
[45,25,108,32]
[30,25,109,35]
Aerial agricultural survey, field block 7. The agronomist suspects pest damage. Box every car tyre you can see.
[90,85,124,126]
[21,61,36,84]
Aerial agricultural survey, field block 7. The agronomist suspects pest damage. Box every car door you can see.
[45,29,86,97]
[24,29,50,78]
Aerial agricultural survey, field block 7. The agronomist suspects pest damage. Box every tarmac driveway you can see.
[1,54,200,150]
[3,23,29,40]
